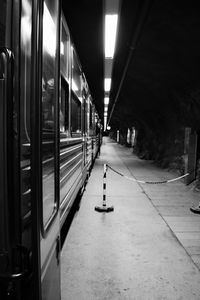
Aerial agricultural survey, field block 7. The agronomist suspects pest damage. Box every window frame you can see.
[40,0,60,236]
[71,89,82,137]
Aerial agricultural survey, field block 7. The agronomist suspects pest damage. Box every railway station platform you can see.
[61,137,200,300]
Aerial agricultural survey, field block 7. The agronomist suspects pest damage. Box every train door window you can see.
[60,77,69,134]
[20,0,32,252]
[60,21,69,81]
[71,92,81,135]
[41,0,58,228]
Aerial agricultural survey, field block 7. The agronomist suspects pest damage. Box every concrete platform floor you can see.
[61,137,200,300]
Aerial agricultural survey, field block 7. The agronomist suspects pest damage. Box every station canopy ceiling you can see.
[62,0,200,130]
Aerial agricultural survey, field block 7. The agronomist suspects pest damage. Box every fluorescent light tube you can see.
[104,78,111,92]
[104,97,109,105]
[105,14,118,58]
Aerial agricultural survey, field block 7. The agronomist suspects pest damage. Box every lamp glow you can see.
[105,14,118,58]
[104,78,111,92]
[104,97,109,105]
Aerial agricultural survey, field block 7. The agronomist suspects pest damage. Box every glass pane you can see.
[85,96,90,134]
[72,50,82,100]
[20,0,32,250]
[42,0,58,226]
[60,79,69,133]
[89,102,93,132]
[60,24,69,80]
[71,93,81,134]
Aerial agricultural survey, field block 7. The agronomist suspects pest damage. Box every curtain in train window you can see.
[42,0,58,227]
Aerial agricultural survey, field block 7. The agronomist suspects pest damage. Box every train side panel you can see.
[0,1,101,299]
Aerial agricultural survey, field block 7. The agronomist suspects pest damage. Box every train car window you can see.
[84,96,88,134]
[60,77,69,133]
[82,78,88,135]
[20,0,32,252]
[82,92,86,135]
[60,24,69,81]
[89,102,93,134]
[71,92,81,135]
[42,0,58,227]
[72,49,82,99]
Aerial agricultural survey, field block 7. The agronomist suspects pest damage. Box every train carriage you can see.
[0,1,101,299]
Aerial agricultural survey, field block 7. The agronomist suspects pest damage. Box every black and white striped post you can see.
[95,163,114,212]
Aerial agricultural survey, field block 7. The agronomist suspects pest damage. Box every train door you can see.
[0,1,34,298]
[0,0,61,299]
[21,1,61,298]
[39,1,61,299]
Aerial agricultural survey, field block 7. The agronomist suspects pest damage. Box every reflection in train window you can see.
[42,76,55,130]
[89,102,93,134]
[71,92,81,135]
[20,0,32,248]
[61,23,69,81]
[85,96,90,134]
[72,49,82,98]
[42,0,58,227]
[60,78,69,133]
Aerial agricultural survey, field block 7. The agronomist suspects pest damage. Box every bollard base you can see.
[95,205,114,213]
[190,206,200,214]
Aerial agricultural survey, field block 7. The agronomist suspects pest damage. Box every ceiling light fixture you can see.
[105,14,118,58]
[104,97,109,105]
[104,78,111,92]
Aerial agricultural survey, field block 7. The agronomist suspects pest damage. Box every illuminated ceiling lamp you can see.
[103,0,121,130]
[104,97,109,105]
[104,78,111,92]
[105,14,118,59]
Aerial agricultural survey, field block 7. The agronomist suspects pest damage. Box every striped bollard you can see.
[95,164,114,213]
